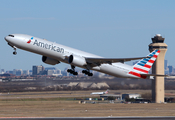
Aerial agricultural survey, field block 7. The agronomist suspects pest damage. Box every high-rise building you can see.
[13,69,23,76]
[165,69,169,75]
[56,69,61,74]
[13,69,17,75]
[6,71,13,74]
[23,70,30,75]
[47,70,54,75]
[29,70,33,75]
[168,65,174,74]
[16,69,23,76]
[32,65,44,75]
[164,60,168,70]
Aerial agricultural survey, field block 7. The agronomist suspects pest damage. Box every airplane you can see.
[91,89,109,95]
[4,34,165,79]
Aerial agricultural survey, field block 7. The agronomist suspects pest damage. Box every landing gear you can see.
[13,47,17,55]
[13,51,17,55]
[67,65,78,75]
[8,43,17,55]
[82,70,93,76]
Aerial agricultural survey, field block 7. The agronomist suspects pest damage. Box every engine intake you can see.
[68,55,87,67]
[42,56,60,65]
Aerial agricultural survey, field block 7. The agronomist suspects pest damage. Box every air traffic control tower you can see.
[149,34,167,103]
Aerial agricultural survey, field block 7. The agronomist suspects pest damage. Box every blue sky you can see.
[0,0,175,71]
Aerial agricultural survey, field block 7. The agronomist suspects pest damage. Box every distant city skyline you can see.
[1,65,104,77]
[2,59,175,76]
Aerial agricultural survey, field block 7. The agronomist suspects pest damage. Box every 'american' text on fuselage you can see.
[33,40,64,53]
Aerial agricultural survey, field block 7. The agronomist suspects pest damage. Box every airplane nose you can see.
[4,35,14,42]
[4,36,8,41]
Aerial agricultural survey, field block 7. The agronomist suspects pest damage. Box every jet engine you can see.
[68,54,87,66]
[42,56,60,65]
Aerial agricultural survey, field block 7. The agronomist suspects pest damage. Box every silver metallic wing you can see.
[85,56,150,65]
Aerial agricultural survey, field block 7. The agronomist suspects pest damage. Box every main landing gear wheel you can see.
[82,70,93,76]
[67,65,78,76]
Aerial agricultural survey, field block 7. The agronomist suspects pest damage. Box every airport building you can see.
[122,94,141,100]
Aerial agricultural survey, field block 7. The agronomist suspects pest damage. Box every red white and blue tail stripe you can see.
[129,49,160,79]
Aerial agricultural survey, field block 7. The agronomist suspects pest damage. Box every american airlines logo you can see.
[27,37,33,43]
[33,39,64,53]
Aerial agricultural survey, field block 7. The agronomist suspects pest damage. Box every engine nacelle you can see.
[42,56,60,65]
[68,54,87,66]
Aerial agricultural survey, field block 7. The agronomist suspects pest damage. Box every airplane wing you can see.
[85,56,150,65]
[63,53,150,67]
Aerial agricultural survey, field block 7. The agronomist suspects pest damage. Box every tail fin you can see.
[132,49,160,75]
[105,89,109,94]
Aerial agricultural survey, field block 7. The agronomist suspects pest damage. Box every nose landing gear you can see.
[13,47,17,55]
[7,43,17,55]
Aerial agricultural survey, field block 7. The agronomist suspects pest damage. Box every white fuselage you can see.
[5,34,137,78]
[91,92,105,95]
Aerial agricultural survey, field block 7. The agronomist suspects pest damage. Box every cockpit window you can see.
[8,34,14,37]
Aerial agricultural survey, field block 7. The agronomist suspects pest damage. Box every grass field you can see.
[0,90,175,117]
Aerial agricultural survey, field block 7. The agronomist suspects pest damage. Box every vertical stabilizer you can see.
[129,49,160,79]
[133,49,160,74]
[105,89,109,94]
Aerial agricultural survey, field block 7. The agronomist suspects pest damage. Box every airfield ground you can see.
[0,90,175,117]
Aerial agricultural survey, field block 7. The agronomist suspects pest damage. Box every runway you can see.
[0,116,175,120]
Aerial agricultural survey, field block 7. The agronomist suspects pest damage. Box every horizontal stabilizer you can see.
[140,74,168,77]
